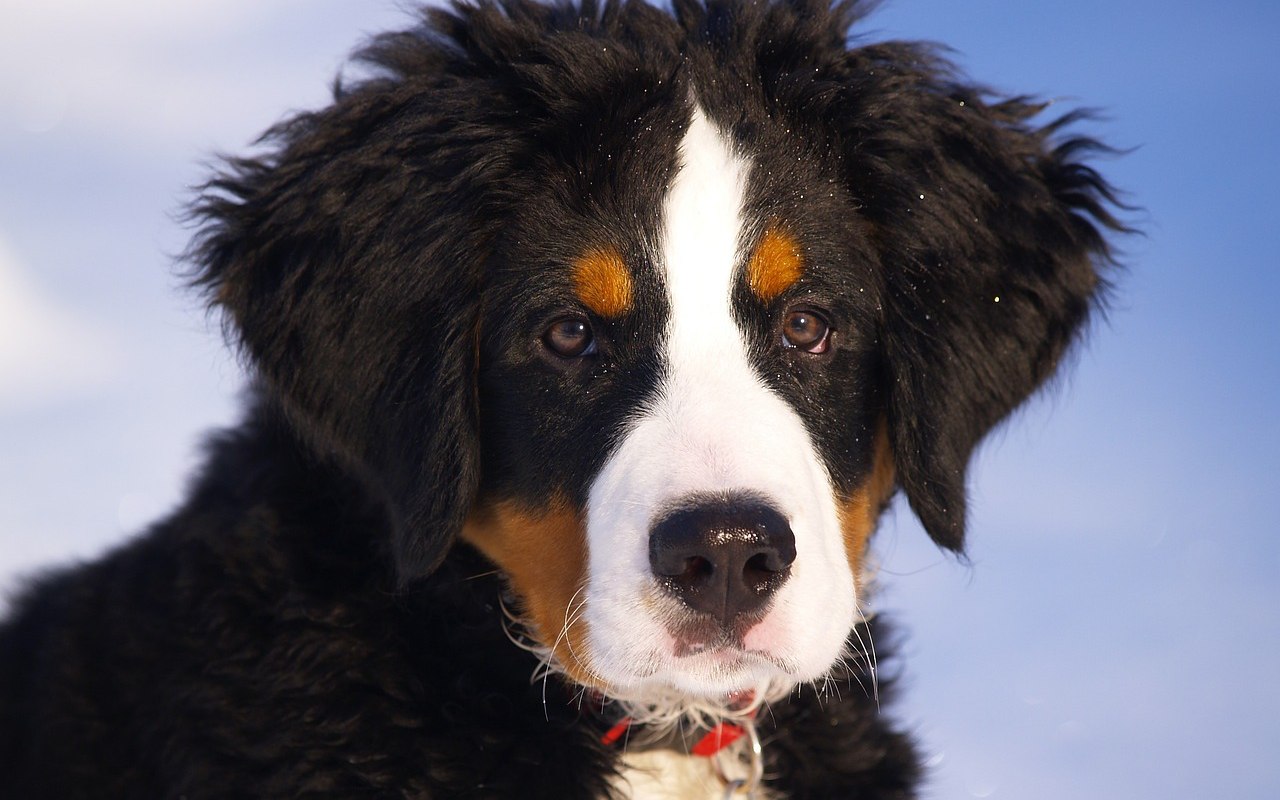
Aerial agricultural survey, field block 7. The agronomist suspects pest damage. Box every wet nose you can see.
[648,494,796,626]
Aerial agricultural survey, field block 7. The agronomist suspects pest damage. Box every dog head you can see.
[191,0,1120,706]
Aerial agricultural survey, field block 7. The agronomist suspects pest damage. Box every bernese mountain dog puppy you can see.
[0,0,1125,797]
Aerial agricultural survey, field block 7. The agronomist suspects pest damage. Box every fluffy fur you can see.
[0,1,1124,797]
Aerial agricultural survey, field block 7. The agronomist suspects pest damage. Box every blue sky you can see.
[1,1,1277,797]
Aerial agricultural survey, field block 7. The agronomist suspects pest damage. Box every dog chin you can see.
[596,668,795,731]
[597,645,799,703]
[582,611,853,705]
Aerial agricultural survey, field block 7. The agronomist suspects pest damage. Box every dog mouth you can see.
[674,639,740,658]
[576,612,797,696]
[670,613,762,658]
[663,615,799,690]
[564,590,812,697]
[675,647,770,686]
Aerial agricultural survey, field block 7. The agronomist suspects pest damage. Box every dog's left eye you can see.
[782,309,832,354]
[542,316,598,358]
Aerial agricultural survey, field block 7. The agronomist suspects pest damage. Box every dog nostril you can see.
[680,555,714,583]
[743,551,782,590]
[746,548,788,575]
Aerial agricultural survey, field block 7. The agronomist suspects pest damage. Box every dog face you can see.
[191,0,1118,706]
[465,105,893,697]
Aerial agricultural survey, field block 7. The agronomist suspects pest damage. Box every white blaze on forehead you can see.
[661,106,751,360]
[581,105,855,697]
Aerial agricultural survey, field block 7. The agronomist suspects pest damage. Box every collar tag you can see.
[711,717,763,798]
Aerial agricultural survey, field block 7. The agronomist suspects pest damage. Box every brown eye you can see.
[542,317,597,358]
[782,309,831,354]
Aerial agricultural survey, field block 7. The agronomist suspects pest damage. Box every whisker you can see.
[848,615,879,709]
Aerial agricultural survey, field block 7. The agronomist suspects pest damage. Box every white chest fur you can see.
[611,749,725,800]
[610,748,778,800]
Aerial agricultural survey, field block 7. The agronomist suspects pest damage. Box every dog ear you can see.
[832,45,1125,551]
[187,68,508,586]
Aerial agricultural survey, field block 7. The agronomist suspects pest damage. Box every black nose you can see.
[648,494,796,626]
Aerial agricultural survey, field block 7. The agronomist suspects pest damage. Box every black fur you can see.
[0,1,1124,796]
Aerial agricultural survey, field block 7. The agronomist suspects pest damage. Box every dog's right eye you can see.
[781,308,832,354]
[542,317,597,358]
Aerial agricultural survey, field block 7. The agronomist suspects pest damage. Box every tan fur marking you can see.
[746,226,804,302]
[460,497,597,686]
[838,424,897,589]
[572,247,633,317]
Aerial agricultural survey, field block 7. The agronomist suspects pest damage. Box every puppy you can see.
[0,1,1123,797]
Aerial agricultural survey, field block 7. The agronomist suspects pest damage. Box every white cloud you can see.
[0,235,121,413]
[0,0,374,148]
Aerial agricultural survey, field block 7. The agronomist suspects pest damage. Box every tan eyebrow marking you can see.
[571,246,633,317]
[746,225,804,302]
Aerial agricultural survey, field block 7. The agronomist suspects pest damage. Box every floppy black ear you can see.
[832,45,1125,551]
[188,47,513,585]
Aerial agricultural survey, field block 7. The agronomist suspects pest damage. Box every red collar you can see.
[600,715,750,757]
[593,688,759,757]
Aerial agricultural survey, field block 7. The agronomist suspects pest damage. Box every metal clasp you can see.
[714,718,763,798]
